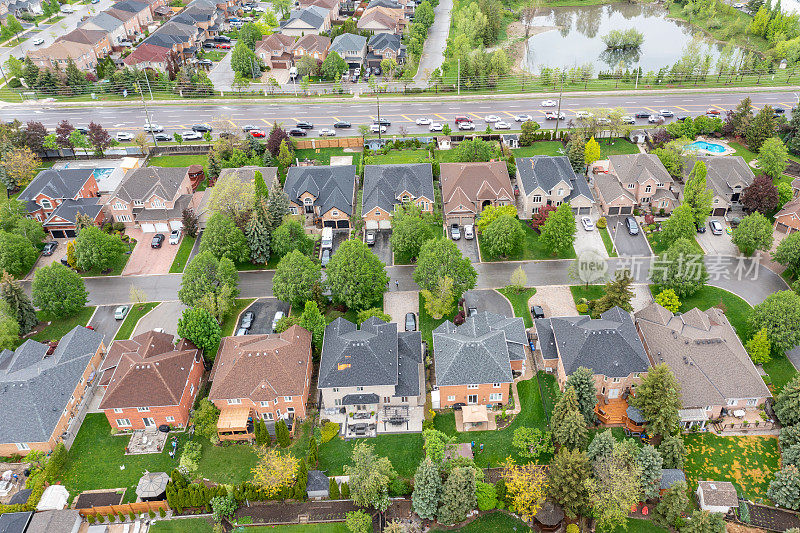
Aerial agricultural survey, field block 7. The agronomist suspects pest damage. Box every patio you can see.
[455,405,497,432]
[125,430,168,455]
[713,409,777,433]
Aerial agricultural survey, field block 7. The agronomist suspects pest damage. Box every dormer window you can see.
[627,184,635,189]
[151,199,165,208]
[304,197,313,205]
[134,200,144,207]
[41,199,52,209]
[645,185,652,193]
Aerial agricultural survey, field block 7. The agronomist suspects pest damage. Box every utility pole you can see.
[376,91,382,141]
[143,73,153,101]
[554,73,564,137]
[457,58,460,96]
[137,80,159,148]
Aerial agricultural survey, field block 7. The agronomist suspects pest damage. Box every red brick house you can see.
[775,197,800,234]
[107,166,195,233]
[98,330,203,431]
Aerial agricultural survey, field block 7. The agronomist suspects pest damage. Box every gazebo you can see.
[136,471,169,501]
[217,406,254,442]
[462,405,489,431]
[534,500,565,531]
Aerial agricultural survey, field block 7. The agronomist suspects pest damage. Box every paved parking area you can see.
[87,305,125,344]
[608,216,652,257]
[528,285,578,318]
[27,239,69,279]
[122,229,181,276]
[696,218,738,256]
[384,291,419,327]
[464,289,512,316]
[132,301,188,338]
[573,215,607,257]
[242,297,291,334]
[367,229,393,265]
[453,232,480,263]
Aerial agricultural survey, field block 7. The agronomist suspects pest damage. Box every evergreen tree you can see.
[546,447,591,518]
[307,437,318,468]
[683,510,726,533]
[65,57,85,87]
[411,457,441,520]
[299,300,326,354]
[267,176,290,229]
[659,434,686,469]
[654,481,689,528]
[329,477,340,499]
[775,373,800,426]
[0,271,37,334]
[293,459,308,500]
[340,482,350,498]
[437,467,477,525]
[630,363,682,437]
[592,270,634,315]
[245,199,271,264]
[275,419,290,448]
[636,445,664,500]
[587,429,616,464]
[551,387,588,450]
[254,170,269,200]
[565,366,597,424]
[566,135,586,173]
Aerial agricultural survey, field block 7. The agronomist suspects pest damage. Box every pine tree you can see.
[275,419,290,447]
[0,271,37,335]
[565,366,597,424]
[329,477,340,499]
[307,437,318,468]
[254,170,269,200]
[636,445,664,500]
[592,270,634,315]
[654,481,689,528]
[267,176,290,229]
[551,387,588,450]
[630,363,682,437]
[412,457,441,520]
[566,135,586,173]
[683,160,714,227]
[437,467,477,525]
[776,373,800,426]
[659,434,686,469]
[587,429,616,464]
[245,199,271,264]
[547,447,591,518]
[340,482,350,498]
[293,459,308,500]
[746,105,777,152]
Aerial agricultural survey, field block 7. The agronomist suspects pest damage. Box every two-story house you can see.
[27,28,111,71]
[291,34,330,63]
[255,33,296,70]
[0,326,105,456]
[18,168,103,239]
[361,163,434,229]
[366,33,405,69]
[329,33,367,70]
[209,325,313,441]
[440,161,514,225]
[299,0,340,19]
[80,12,128,46]
[285,165,357,228]
[98,330,203,431]
[687,156,754,217]
[279,5,331,36]
[635,303,771,430]
[516,155,595,218]
[318,317,424,437]
[358,0,405,33]
[593,154,677,215]
[432,312,527,419]
[106,0,153,38]
[107,166,195,232]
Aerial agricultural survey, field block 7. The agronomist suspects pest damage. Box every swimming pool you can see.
[92,168,114,180]
[686,141,727,154]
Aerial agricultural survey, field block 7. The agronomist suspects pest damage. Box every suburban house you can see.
[592,154,677,215]
[318,317,424,437]
[285,165,357,228]
[105,0,154,35]
[687,156,754,217]
[27,28,111,71]
[125,20,197,68]
[107,166,196,232]
[80,12,129,46]
[98,331,203,431]
[533,307,650,409]
[290,34,331,62]
[18,168,103,239]
[366,33,405,68]
[432,312,527,414]
[329,33,368,70]
[697,481,739,514]
[255,33,296,70]
[1,0,42,16]
[299,0,340,19]
[209,325,313,441]
[0,326,105,456]
[515,155,595,218]
[357,6,403,34]
[775,197,800,234]
[279,5,331,36]
[635,302,771,430]
[361,163,434,229]
[439,161,515,225]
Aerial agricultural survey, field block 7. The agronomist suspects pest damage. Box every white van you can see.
[321,227,333,250]
[289,66,298,80]
[60,4,75,13]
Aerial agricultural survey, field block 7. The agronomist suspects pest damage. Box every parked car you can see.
[181,131,202,140]
[289,128,307,136]
[116,132,134,141]
[143,123,164,132]
[709,219,724,235]
[485,115,500,123]
[621,116,635,124]
[192,123,212,132]
[774,107,786,114]
[676,116,690,121]
[450,223,461,240]
[429,123,443,132]
[333,121,351,128]
[454,116,472,124]
[514,114,533,122]
[494,121,511,130]
[706,108,721,115]
[249,129,266,138]
[374,119,391,126]
[660,109,674,117]
[319,128,336,136]
[531,305,545,319]
[545,111,565,120]
[634,112,650,119]
[405,312,417,332]
[32,37,44,46]
[42,241,58,256]
[696,223,707,233]
[214,35,231,43]
[296,121,313,129]
[321,248,331,267]
[540,99,557,107]
[235,327,249,336]
[416,117,432,125]
[647,115,661,124]
[625,216,639,236]
[154,133,171,141]
[458,122,475,130]
[575,111,593,119]
[114,305,130,320]
[76,127,89,135]
[242,124,258,131]
[272,311,285,332]
[580,216,595,231]
[370,124,387,133]
[203,41,217,49]
[197,59,213,67]
[464,224,474,239]
[169,229,181,244]
[151,233,165,248]
[240,310,255,329]
[365,231,376,246]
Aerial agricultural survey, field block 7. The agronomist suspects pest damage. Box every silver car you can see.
[580,216,595,231]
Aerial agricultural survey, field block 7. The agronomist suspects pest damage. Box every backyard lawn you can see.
[596,138,640,158]
[114,302,159,340]
[497,287,537,328]
[31,307,95,343]
[151,520,350,532]
[512,142,564,157]
[318,432,424,478]
[295,147,348,166]
[683,433,779,501]
[433,512,532,532]
[148,154,208,168]
[612,518,668,533]
[367,149,431,164]
[479,223,575,261]
[169,235,195,273]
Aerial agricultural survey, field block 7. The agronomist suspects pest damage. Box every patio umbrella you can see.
[136,471,169,499]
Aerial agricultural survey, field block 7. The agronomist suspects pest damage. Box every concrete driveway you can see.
[454,234,480,263]
[88,305,126,345]
[384,291,419,327]
[27,239,69,279]
[367,229,392,266]
[122,229,181,276]
[464,289,512,316]
[574,215,608,257]
[207,45,235,92]
[696,218,738,256]
[608,216,652,257]
[132,301,188,338]
[528,285,578,318]
[242,297,291,334]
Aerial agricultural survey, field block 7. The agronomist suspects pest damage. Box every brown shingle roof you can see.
[291,34,331,55]
[439,161,513,217]
[698,481,738,508]
[608,153,673,186]
[98,331,199,409]
[209,325,312,402]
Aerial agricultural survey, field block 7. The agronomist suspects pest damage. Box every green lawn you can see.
[418,292,455,347]
[31,307,95,343]
[318,432,424,478]
[600,226,617,257]
[433,512,532,532]
[193,436,258,485]
[149,518,213,533]
[569,285,605,314]
[646,231,703,255]
[730,140,795,188]
[683,433,779,502]
[150,521,350,533]
[148,154,208,168]
[612,518,668,533]
[478,223,575,261]
[295,147,347,166]
[497,287,537,328]
[114,302,159,340]
[512,142,564,157]
[367,149,431,164]
[169,235,196,273]
[596,138,640,158]
[79,244,134,277]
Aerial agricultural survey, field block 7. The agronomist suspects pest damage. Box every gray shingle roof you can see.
[660,469,686,490]
[516,155,594,205]
[608,153,673,186]
[43,197,102,227]
[285,165,356,216]
[0,326,104,445]
[0,512,32,533]
[81,11,126,32]
[690,156,754,200]
[543,307,649,377]
[113,166,188,204]
[319,317,398,389]
[366,0,401,8]
[361,163,434,216]
[18,168,95,207]
[26,510,81,533]
[280,5,328,30]
[432,312,520,387]
[330,33,367,55]
[697,481,738,507]
[307,470,329,493]
[593,172,634,203]
[110,0,148,13]
[342,393,380,404]
[395,331,422,397]
[368,31,402,52]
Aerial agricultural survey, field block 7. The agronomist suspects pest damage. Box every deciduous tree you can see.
[453,138,497,162]
[321,51,347,80]
[654,481,689,528]
[630,363,682,437]
[177,307,222,357]
[299,300,326,352]
[414,238,477,301]
[73,226,125,272]
[87,122,112,157]
[682,510,726,533]
[741,174,779,214]
[0,300,18,351]
[758,137,789,179]
[345,441,395,512]
[252,447,299,497]
[325,239,389,311]
[272,250,322,308]
[207,169,255,225]
[483,214,524,258]
[511,427,553,460]
[1,147,40,189]
[271,218,314,258]
[178,251,239,309]
[200,212,250,263]
[746,105,777,152]
[592,269,635,315]
[31,263,87,318]
[652,238,708,298]
[474,204,517,232]
[421,276,455,320]
[655,288,680,312]
[192,398,220,442]
[586,442,642,532]
[733,211,774,256]
[774,231,800,276]
[584,136,602,166]
[660,203,696,243]
[746,327,771,365]
[390,202,435,262]
[539,203,576,256]
[750,290,800,353]
[0,231,38,278]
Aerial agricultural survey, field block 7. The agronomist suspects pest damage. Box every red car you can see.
[216,43,231,49]
[706,108,720,115]
[249,129,265,138]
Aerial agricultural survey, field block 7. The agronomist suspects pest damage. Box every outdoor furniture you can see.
[136,471,169,500]
[734,410,746,418]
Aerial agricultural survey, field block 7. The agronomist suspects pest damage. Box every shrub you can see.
[320,422,340,443]
[340,482,350,498]
[112,222,126,232]
[566,525,579,533]
[389,477,412,497]
[148,510,155,519]
[476,482,497,511]
[158,508,166,518]
[576,303,588,313]
[596,217,607,229]
[107,514,115,523]
[87,515,96,524]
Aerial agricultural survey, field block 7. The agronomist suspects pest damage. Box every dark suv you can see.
[42,241,58,256]
[151,233,165,248]
[625,216,639,236]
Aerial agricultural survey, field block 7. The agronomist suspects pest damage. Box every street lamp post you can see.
[137,80,159,148]
[376,91,382,141]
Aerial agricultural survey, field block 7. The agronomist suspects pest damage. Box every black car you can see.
[151,233,165,248]
[531,305,545,319]
[676,116,690,122]
[76,127,89,135]
[154,133,171,141]
[634,112,650,119]
[696,223,707,234]
[192,124,212,132]
[774,107,786,114]
[373,118,391,126]
[295,121,313,129]
[219,131,236,139]
[289,128,307,136]
[60,256,70,266]
[240,311,255,329]
[625,216,639,236]
[42,241,58,256]
[333,121,351,128]
[214,35,231,42]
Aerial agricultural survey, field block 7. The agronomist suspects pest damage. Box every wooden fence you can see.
[78,500,168,517]
[294,137,363,150]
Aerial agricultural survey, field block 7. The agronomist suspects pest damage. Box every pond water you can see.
[524,3,738,73]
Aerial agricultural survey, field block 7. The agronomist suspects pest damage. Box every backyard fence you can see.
[294,137,364,150]
[78,500,168,517]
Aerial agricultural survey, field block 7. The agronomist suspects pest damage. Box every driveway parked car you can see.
[531,305,545,319]
[42,241,58,256]
[365,231,376,246]
[709,219,724,235]
[581,216,595,231]
[450,223,461,240]
[464,224,474,239]
[625,217,639,236]
[271,311,285,332]
[114,305,129,320]
[151,233,165,248]
[405,312,417,332]
[240,311,255,329]
[33,37,44,45]
[169,229,181,244]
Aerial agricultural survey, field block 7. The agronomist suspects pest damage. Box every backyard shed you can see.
[697,481,738,514]
[307,470,330,499]
[660,469,686,494]
[37,484,69,511]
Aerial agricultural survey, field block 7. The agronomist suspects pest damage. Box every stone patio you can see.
[124,430,168,455]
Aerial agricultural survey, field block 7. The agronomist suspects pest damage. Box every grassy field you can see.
[600,226,617,256]
[683,433,779,502]
[367,149,431,164]
[433,512,532,532]
[295,147,348,166]
[31,307,95,343]
[647,231,703,255]
[497,287,537,328]
[114,302,159,340]
[169,235,196,273]
[512,142,564,157]
[148,154,208,168]
[478,223,576,261]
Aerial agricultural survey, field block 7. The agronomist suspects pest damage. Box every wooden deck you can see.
[595,397,645,433]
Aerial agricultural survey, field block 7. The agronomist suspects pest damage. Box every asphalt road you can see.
[87,304,124,345]
[1,90,795,137]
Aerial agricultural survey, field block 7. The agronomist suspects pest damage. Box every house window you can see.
[532,195,542,203]
[400,396,408,402]
[290,207,298,215]
[265,412,274,420]
[114,202,126,210]
[227,398,242,405]
[657,182,664,187]
[375,210,381,216]
[641,197,650,203]
[137,407,150,412]
[287,407,295,414]
[334,398,342,406]
[284,396,292,402]
[356,386,364,391]
[276,409,281,417]
[402,195,410,202]
[489,393,502,401]
[116,215,131,222]
[166,416,175,423]
[726,399,737,406]
[747,398,757,406]
[36,214,41,222]
[447,395,455,401]
[116,419,132,427]
[467,384,479,389]
[304,197,313,205]
[259,401,268,407]
[557,188,564,196]
[645,185,652,193]
[41,199,52,209]
[274,399,279,405]
[151,199,165,208]
[114,408,123,414]
[532,207,539,214]
[627,184,635,189]
[332,388,339,392]
[332,210,339,216]
[134,200,144,207]
[421,202,429,210]
[15,443,30,451]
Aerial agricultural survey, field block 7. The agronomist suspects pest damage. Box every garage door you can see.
[712,208,727,217]
[578,207,590,215]
[50,230,65,239]
[323,220,336,228]
[777,222,789,234]
[619,206,633,215]
[141,223,156,233]
[608,207,620,215]
[365,220,379,230]
[336,220,350,229]
[378,220,391,229]
[65,229,77,238]
[155,223,170,232]
[169,220,183,230]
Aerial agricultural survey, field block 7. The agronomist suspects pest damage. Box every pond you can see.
[524,3,739,73]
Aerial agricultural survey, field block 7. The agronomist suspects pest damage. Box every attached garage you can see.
[619,206,633,215]
[65,229,76,238]
[140,223,156,233]
[608,207,620,215]
[378,220,391,229]
[155,223,170,232]
[323,220,336,228]
[572,207,591,215]
[336,220,350,229]
[365,220,379,230]
[169,220,183,230]
[712,207,727,217]
[50,230,65,239]
[776,222,789,233]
